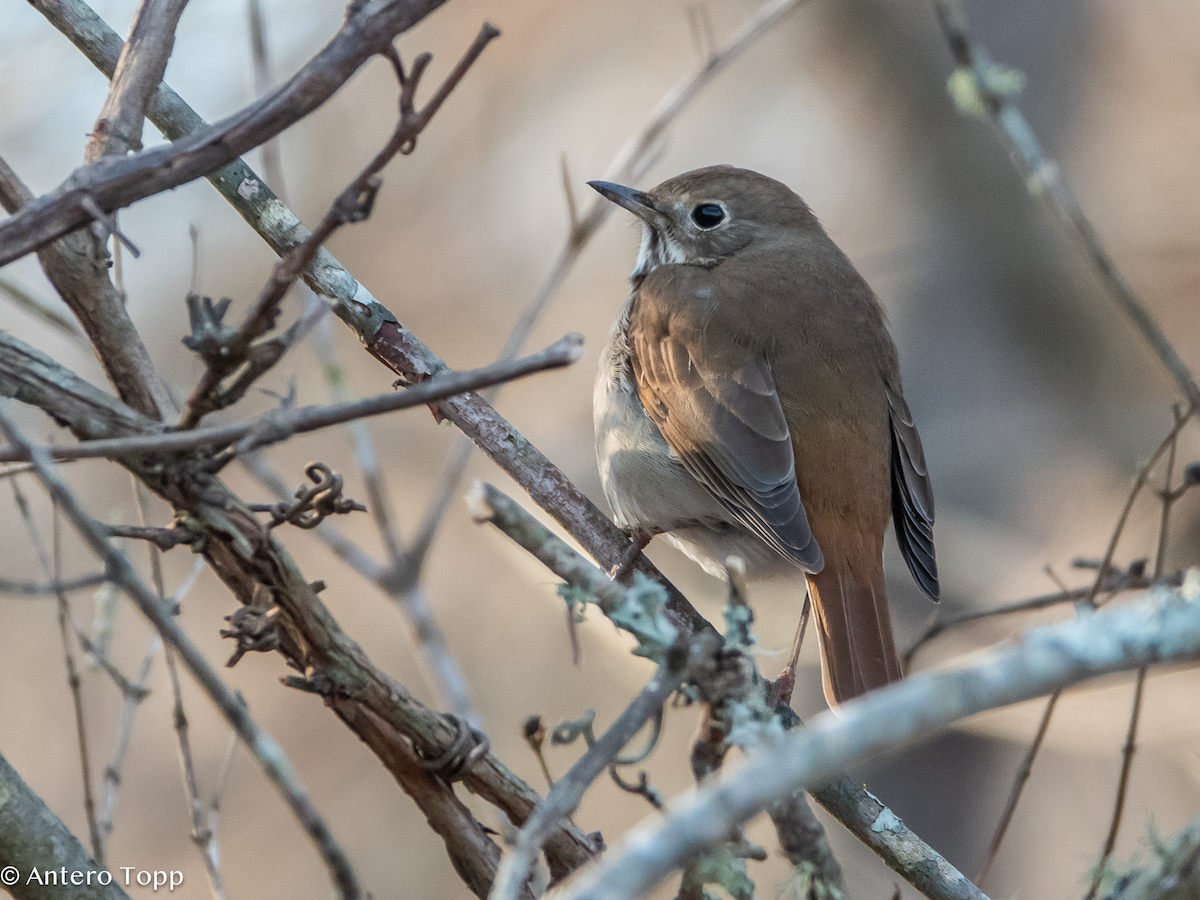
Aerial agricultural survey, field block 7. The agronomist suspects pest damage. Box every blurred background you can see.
[2,0,1199,897]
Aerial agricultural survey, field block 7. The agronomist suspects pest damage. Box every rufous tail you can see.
[805,540,900,707]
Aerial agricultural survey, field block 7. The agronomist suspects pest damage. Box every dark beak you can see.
[588,180,661,223]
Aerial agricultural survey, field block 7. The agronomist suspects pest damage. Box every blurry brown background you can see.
[2,0,1199,897]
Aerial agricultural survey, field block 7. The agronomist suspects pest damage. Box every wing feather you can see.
[886,380,939,600]
[629,280,822,573]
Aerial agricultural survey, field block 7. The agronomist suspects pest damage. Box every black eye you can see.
[690,203,725,229]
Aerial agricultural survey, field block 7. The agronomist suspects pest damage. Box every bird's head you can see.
[588,165,819,276]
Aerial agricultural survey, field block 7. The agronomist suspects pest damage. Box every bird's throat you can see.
[633,225,686,278]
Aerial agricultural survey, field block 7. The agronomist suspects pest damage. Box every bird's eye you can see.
[690,203,725,229]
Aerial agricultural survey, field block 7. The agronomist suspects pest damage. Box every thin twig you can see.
[0,406,363,900]
[1,0,460,267]
[97,633,160,860]
[133,478,228,899]
[1153,406,1186,581]
[904,570,1171,667]
[208,729,239,848]
[165,643,228,899]
[179,22,500,427]
[975,409,1195,884]
[1085,667,1146,900]
[490,640,714,900]
[931,0,1200,408]
[975,689,1058,886]
[0,335,583,464]
[104,522,200,550]
[0,274,89,346]
[1086,422,1185,899]
[11,479,104,863]
[246,0,284,196]
[1087,409,1194,608]
[0,572,108,595]
[52,499,104,864]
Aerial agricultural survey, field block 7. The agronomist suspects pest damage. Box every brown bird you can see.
[589,165,938,706]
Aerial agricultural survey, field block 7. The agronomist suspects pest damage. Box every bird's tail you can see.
[805,535,900,708]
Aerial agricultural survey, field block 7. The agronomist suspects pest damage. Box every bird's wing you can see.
[885,379,939,600]
[629,279,823,573]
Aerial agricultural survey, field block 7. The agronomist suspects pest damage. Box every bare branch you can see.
[97,634,160,861]
[554,579,1200,900]
[1087,424,1185,899]
[904,569,1173,667]
[0,153,174,420]
[0,572,108,595]
[85,0,191,162]
[164,642,229,899]
[246,0,284,194]
[975,689,1058,886]
[472,482,986,900]
[0,274,89,347]
[491,640,715,900]
[0,334,583,463]
[179,22,500,427]
[327,699,533,900]
[28,0,710,642]
[931,0,1200,408]
[974,408,1195,886]
[0,751,133,900]
[0,407,363,900]
[1,0,455,267]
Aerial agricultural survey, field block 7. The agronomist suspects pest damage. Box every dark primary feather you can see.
[886,380,939,600]
[629,304,823,573]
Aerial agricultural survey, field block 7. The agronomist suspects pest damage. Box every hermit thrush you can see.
[589,165,938,706]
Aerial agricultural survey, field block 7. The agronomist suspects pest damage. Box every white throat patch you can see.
[632,225,686,277]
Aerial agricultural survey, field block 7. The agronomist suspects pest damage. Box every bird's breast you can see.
[594,309,723,533]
